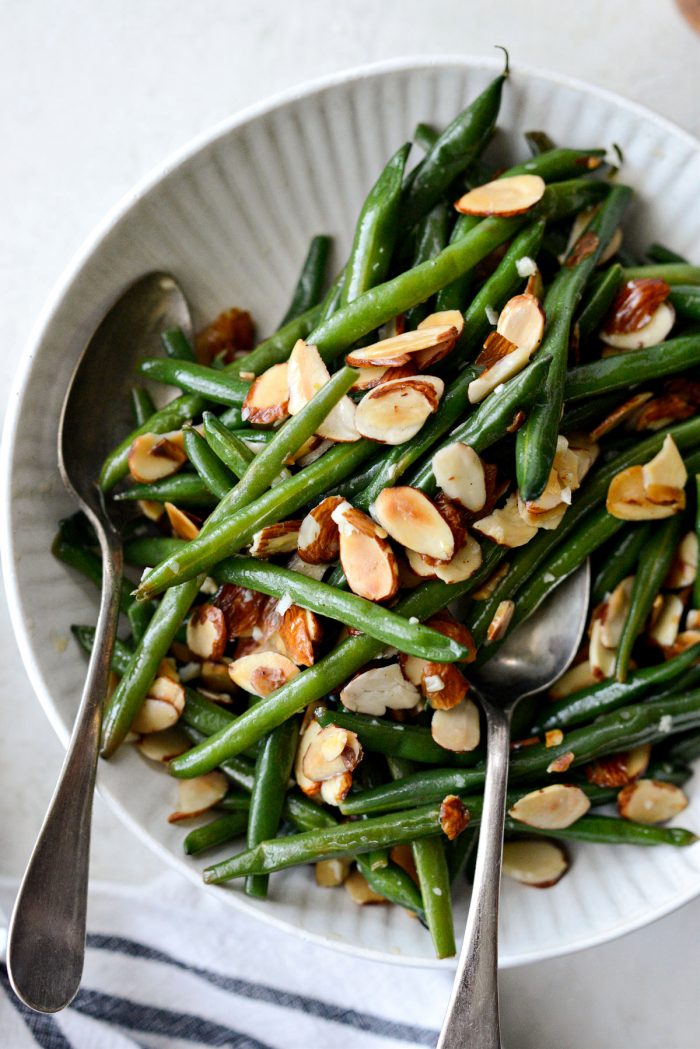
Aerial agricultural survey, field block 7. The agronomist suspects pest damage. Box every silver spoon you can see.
[439,561,590,1049]
[7,272,191,1013]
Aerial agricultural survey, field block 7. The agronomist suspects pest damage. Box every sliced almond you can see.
[584,743,651,787]
[286,553,330,581]
[549,660,597,700]
[288,339,359,442]
[228,651,299,696]
[195,307,254,365]
[546,751,575,774]
[164,502,200,540]
[562,206,621,268]
[138,499,165,522]
[454,174,545,217]
[496,293,546,355]
[213,584,267,640]
[421,662,469,710]
[509,784,590,829]
[502,839,569,888]
[486,600,515,643]
[349,363,418,392]
[601,301,675,351]
[663,628,700,659]
[474,494,538,548]
[433,535,483,584]
[278,605,323,667]
[334,501,399,602]
[128,432,187,483]
[186,603,227,660]
[200,660,235,693]
[168,771,229,823]
[344,869,386,905]
[686,609,700,630]
[599,576,635,649]
[476,331,518,370]
[617,779,689,824]
[373,486,454,561]
[250,520,302,558]
[406,547,438,579]
[603,278,671,336]
[666,532,698,589]
[431,698,480,752]
[135,726,190,762]
[341,663,421,716]
[132,675,186,734]
[643,435,688,496]
[347,325,458,368]
[298,496,343,564]
[468,345,532,404]
[355,375,444,445]
[589,617,616,679]
[545,729,564,748]
[241,362,289,425]
[320,772,354,806]
[648,594,684,648]
[315,857,352,887]
[607,437,687,521]
[302,724,363,781]
[400,653,428,687]
[589,392,654,441]
[630,392,697,432]
[433,443,486,512]
[472,561,510,600]
[295,718,322,797]
[439,795,470,840]
[424,611,476,663]
[415,310,465,368]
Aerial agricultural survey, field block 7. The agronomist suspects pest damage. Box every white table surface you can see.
[2,2,699,1046]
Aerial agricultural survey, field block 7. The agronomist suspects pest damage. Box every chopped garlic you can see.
[409,616,419,625]
[516,256,537,277]
[658,714,673,734]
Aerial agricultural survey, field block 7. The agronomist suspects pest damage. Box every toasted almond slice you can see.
[400,653,428,686]
[241,362,290,425]
[390,844,419,883]
[424,611,476,663]
[601,301,675,350]
[589,617,616,680]
[549,660,597,700]
[415,310,465,368]
[589,392,654,441]
[298,496,343,564]
[439,795,470,840]
[562,207,622,268]
[648,594,684,648]
[288,339,359,442]
[607,464,685,521]
[372,486,454,561]
[433,443,486,512]
[344,869,386,904]
[421,662,469,710]
[433,534,484,585]
[302,724,363,781]
[335,502,399,601]
[486,600,515,643]
[278,605,323,667]
[666,532,698,589]
[617,779,689,824]
[349,363,418,391]
[431,698,480,752]
[200,660,234,693]
[472,562,510,600]
[250,520,302,558]
[164,502,200,540]
[566,434,600,486]
[213,583,267,640]
[229,651,299,696]
[317,395,360,443]
[347,326,458,368]
[603,278,671,336]
[168,771,229,823]
[132,675,186,734]
[643,434,688,494]
[135,726,191,762]
[406,548,438,579]
[355,375,444,445]
[315,857,352,887]
[600,576,635,648]
[138,499,165,522]
[286,553,330,581]
[545,729,564,748]
[468,345,533,404]
[341,663,421,716]
[128,432,187,483]
[454,174,545,217]
[496,293,546,355]
[474,494,538,548]
[418,310,465,337]
[663,628,700,659]
[295,719,322,797]
[629,391,697,432]
[686,609,700,630]
[186,603,227,660]
[502,839,569,888]
[509,784,590,829]
[546,751,575,774]
[476,331,518,370]
[320,771,354,805]
[584,743,651,787]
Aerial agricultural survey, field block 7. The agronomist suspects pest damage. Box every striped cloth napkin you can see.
[0,873,450,1049]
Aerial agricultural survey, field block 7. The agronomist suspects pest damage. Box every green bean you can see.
[227,302,323,378]
[414,123,438,153]
[695,476,700,610]
[162,327,196,361]
[127,599,155,644]
[405,202,452,326]
[224,429,274,448]
[669,285,700,322]
[53,535,134,616]
[131,386,157,427]
[400,70,506,228]
[524,130,556,155]
[646,244,688,266]
[182,687,234,737]
[124,536,185,567]
[246,716,299,898]
[182,425,235,500]
[201,412,255,479]
[139,358,250,408]
[354,855,427,923]
[115,474,218,507]
[564,335,700,401]
[535,641,700,733]
[447,824,479,884]
[622,264,700,285]
[505,814,697,848]
[168,545,505,778]
[665,729,700,767]
[576,263,624,344]
[214,555,471,661]
[71,624,133,676]
[506,148,606,180]
[560,392,622,434]
[641,760,693,787]
[283,791,337,832]
[217,793,253,813]
[614,515,684,681]
[180,723,257,792]
[516,185,633,500]
[280,235,331,326]
[101,576,201,757]
[341,143,410,308]
[184,811,248,855]
[591,524,651,605]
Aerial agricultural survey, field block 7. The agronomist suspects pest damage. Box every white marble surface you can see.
[1,2,699,1046]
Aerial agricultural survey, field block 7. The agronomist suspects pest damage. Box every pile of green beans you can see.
[56,72,700,958]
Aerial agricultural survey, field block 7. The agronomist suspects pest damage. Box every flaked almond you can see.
[168,771,229,823]
[320,772,354,805]
[433,443,486,512]
[286,553,330,580]
[406,548,438,579]
[424,612,476,663]
[601,302,675,351]
[347,325,458,368]
[486,600,515,643]
[421,662,469,710]
[295,718,322,796]
[373,486,454,561]
[415,310,465,368]
[439,795,469,840]
[454,174,545,217]
[288,339,359,442]
[431,698,480,752]
[344,869,386,905]
[584,743,651,787]
[135,726,190,762]
[302,724,363,781]
[666,532,698,589]
[472,561,510,600]
[589,392,655,441]
[315,857,352,887]
[213,583,267,639]
[298,496,343,563]
[565,230,600,267]
[164,502,200,540]
[642,435,688,497]
[355,375,444,445]
[630,392,697,432]
[476,331,517,370]
[686,609,700,631]
[509,784,590,829]
[138,499,165,522]
[589,617,615,679]
[546,751,575,774]
[278,605,323,667]
[433,534,484,584]
[128,432,187,483]
[200,660,235,693]
[603,278,671,336]
[474,494,538,548]
[549,660,598,700]
[599,576,635,649]
[334,502,399,602]
[496,293,546,356]
[341,663,421,716]
[400,653,428,687]
[186,603,227,660]
[132,675,185,734]
[502,839,569,888]
[648,594,684,648]
[607,437,687,521]
[195,307,254,365]
[468,345,533,404]
[349,362,417,391]
[241,362,289,425]
[663,628,700,659]
[250,520,302,558]
[617,779,689,824]
[229,651,299,696]
[562,206,621,268]
[545,729,564,748]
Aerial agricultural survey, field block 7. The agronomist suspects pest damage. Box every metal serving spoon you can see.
[7,272,191,1013]
[439,561,591,1049]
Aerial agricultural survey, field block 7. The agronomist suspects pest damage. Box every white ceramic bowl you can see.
[3,56,700,969]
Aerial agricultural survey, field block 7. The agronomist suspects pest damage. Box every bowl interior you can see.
[4,56,700,968]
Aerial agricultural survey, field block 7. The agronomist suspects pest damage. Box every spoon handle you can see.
[7,523,123,1012]
[437,700,512,1049]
